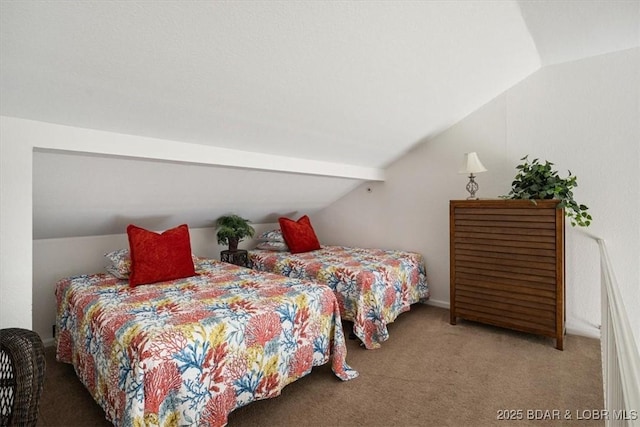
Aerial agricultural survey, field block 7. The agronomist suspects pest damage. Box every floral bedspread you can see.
[249,246,429,349]
[55,258,357,427]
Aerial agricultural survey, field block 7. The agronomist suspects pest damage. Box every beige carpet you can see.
[37,305,604,426]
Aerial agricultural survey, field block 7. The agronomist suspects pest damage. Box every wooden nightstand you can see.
[220,250,248,267]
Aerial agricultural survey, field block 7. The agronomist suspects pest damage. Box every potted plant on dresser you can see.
[449,155,592,350]
[215,214,255,267]
[504,155,592,227]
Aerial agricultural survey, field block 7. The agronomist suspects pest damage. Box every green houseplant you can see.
[215,214,255,251]
[504,156,592,227]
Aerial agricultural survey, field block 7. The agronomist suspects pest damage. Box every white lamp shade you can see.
[459,152,487,174]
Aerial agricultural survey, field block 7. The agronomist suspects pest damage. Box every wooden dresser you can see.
[449,199,565,349]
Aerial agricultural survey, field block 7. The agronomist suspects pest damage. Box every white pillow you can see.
[257,229,284,242]
[256,241,289,251]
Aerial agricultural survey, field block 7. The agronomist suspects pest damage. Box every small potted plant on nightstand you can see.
[215,214,255,251]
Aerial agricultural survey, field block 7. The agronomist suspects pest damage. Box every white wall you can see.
[32,223,277,346]
[313,47,640,345]
[0,120,33,330]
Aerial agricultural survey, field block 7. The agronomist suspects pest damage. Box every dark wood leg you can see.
[556,334,564,351]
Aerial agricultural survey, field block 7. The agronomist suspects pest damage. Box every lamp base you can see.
[466,174,479,199]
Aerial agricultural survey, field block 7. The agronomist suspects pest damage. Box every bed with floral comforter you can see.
[55,258,357,427]
[248,246,429,349]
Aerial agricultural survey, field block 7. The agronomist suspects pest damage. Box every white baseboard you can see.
[425,299,601,339]
[566,322,601,339]
[425,299,450,309]
[42,337,56,348]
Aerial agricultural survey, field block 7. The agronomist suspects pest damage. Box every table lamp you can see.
[459,152,487,200]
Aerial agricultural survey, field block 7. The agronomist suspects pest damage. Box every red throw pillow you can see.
[127,224,196,286]
[278,215,321,254]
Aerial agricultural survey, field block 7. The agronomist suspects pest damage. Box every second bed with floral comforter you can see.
[249,246,429,349]
[56,258,357,427]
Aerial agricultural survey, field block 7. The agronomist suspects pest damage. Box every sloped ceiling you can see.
[519,0,639,66]
[32,150,361,239]
[1,1,638,239]
[2,0,539,167]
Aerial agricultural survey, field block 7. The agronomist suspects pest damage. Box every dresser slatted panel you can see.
[450,200,565,349]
